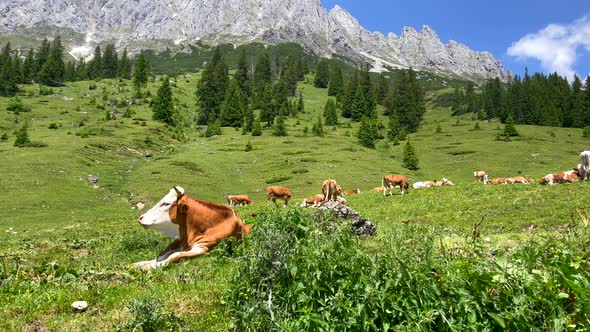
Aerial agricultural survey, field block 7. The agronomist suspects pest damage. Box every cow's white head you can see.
[138,186,184,239]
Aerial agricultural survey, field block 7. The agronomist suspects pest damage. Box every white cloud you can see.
[508,16,590,80]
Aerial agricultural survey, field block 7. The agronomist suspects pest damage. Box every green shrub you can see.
[204,119,222,137]
[224,209,590,331]
[118,297,183,332]
[6,97,31,113]
[48,123,58,129]
[265,175,292,184]
[39,86,54,96]
[583,126,590,138]
[0,133,7,141]
[245,140,253,152]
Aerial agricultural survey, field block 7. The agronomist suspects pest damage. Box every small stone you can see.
[87,175,99,184]
[136,202,145,210]
[72,301,88,312]
[145,152,153,158]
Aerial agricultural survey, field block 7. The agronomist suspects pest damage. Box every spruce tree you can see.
[273,79,289,114]
[235,48,251,98]
[312,113,324,136]
[259,83,275,126]
[297,91,304,114]
[204,119,222,137]
[273,108,288,136]
[117,48,132,79]
[253,52,272,106]
[0,43,18,96]
[324,98,339,126]
[23,49,35,84]
[375,73,389,106]
[387,111,401,141]
[252,115,262,136]
[152,76,175,126]
[38,36,65,86]
[220,79,246,128]
[451,87,465,115]
[393,68,425,133]
[34,39,51,80]
[133,51,149,96]
[88,45,103,79]
[357,116,379,149]
[351,84,368,121]
[313,59,330,88]
[465,82,479,114]
[358,64,376,115]
[281,57,298,96]
[402,140,419,170]
[243,104,254,133]
[503,114,519,137]
[196,46,228,124]
[328,65,344,97]
[14,121,31,147]
[341,71,358,118]
[102,44,118,78]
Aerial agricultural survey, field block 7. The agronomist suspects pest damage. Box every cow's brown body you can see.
[382,175,410,195]
[302,194,325,207]
[322,179,342,202]
[540,169,580,185]
[343,188,361,195]
[488,177,515,185]
[266,186,292,206]
[135,188,251,270]
[370,186,385,192]
[227,194,253,206]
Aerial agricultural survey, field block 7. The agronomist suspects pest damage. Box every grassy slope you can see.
[1,76,589,330]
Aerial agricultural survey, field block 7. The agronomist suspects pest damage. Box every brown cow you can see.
[134,186,252,271]
[487,177,515,185]
[511,176,534,184]
[540,169,580,185]
[382,175,410,195]
[474,170,488,184]
[266,186,292,206]
[343,188,361,195]
[227,194,253,206]
[322,179,342,202]
[301,194,325,207]
[370,186,385,192]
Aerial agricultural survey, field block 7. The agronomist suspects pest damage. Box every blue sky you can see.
[321,0,590,80]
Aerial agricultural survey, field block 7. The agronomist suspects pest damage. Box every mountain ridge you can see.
[0,0,507,81]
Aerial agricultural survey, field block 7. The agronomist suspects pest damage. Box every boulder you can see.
[71,301,88,312]
[317,201,376,236]
[87,175,99,184]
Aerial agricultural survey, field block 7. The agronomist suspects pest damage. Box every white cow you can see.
[580,151,590,181]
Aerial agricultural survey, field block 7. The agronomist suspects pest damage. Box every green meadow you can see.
[1,75,589,330]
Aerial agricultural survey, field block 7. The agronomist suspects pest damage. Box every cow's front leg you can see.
[133,239,184,271]
[160,236,216,266]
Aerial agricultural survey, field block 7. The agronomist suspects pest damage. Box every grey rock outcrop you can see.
[0,0,506,80]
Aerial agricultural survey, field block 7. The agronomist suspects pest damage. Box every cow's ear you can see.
[173,186,185,198]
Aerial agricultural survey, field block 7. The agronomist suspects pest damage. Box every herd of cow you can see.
[132,151,590,270]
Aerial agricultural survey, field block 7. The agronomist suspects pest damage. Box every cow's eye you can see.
[161,202,171,207]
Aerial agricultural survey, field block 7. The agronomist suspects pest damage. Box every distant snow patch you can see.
[359,52,407,72]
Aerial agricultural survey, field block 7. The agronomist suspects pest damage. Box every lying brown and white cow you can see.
[382,175,410,195]
[322,179,342,202]
[511,176,534,184]
[413,178,454,189]
[266,186,292,206]
[487,177,515,185]
[370,186,385,192]
[134,186,252,271]
[343,188,361,195]
[474,170,488,184]
[540,169,580,185]
[301,194,325,207]
[227,194,253,206]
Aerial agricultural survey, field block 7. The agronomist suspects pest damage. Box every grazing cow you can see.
[301,194,325,207]
[540,169,580,185]
[370,186,385,192]
[226,194,253,206]
[343,188,361,195]
[474,171,488,184]
[382,175,410,195]
[580,151,590,181]
[266,186,292,206]
[134,186,252,271]
[322,179,342,202]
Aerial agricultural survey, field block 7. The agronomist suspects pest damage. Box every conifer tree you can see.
[243,104,254,133]
[196,46,228,124]
[39,36,65,86]
[393,68,425,133]
[281,57,298,96]
[235,48,251,98]
[259,83,275,126]
[133,51,149,96]
[117,48,132,79]
[204,119,222,137]
[253,52,272,103]
[324,98,339,126]
[88,46,103,79]
[273,79,289,114]
[312,113,324,136]
[328,65,344,97]
[295,58,307,81]
[465,82,479,114]
[252,115,263,136]
[313,59,330,88]
[341,71,358,118]
[387,111,401,141]
[22,49,35,83]
[351,84,368,121]
[503,114,519,137]
[0,43,18,96]
[297,91,304,114]
[358,64,376,114]
[65,61,76,82]
[14,121,31,147]
[152,76,175,126]
[451,87,465,115]
[34,39,51,79]
[273,108,288,136]
[402,140,419,170]
[375,73,389,106]
[357,116,379,149]
[75,59,89,81]
[102,44,118,78]
[220,79,246,128]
